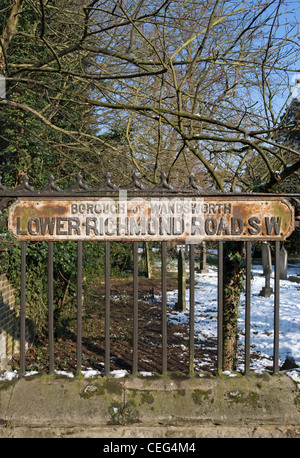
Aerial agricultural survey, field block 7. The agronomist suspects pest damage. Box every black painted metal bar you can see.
[1,172,298,199]
[161,241,167,374]
[133,241,139,375]
[48,241,54,374]
[76,241,83,376]
[105,241,110,377]
[217,241,223,373]
[189,244,195,375]
[273,241,280,374]
[245,241,252,374]
[20,241,26,376]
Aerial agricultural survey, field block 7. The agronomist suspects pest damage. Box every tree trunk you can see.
[222,241,246,372]
[0,0,24,73]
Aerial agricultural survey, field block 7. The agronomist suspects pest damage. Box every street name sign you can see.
[8,196,294,242]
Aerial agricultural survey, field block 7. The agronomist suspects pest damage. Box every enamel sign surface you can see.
[8,196,294,242]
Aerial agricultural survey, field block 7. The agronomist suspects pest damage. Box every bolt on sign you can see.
[8,196,294,242]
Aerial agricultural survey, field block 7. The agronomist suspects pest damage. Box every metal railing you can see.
[0,173,299,377]
[13,239,288,376]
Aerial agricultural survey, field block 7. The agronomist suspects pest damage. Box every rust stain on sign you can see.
[8,196,294,242]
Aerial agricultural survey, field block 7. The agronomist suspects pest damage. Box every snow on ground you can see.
[0,259,299,385]
[167,261,300,366]
[166,259,300,382]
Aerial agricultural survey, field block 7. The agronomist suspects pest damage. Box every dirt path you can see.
[13,275,219,375]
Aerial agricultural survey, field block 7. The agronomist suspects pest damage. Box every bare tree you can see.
[1,0,299,187]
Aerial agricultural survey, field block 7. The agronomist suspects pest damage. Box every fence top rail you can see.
[0,172,300,200]
[0,172,298,241]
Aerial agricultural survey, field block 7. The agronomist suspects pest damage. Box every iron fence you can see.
[0,173,299,377]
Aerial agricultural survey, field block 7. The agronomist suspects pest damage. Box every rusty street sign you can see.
[8,196,294,242]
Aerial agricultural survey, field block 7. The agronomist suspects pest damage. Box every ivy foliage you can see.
[222,241,246,371]
[0,226,133,342]
[0,0,134,343]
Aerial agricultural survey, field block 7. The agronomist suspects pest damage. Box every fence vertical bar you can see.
[105,241,110,376]
[133,241,139,375]
[76,241,83,376]
[20,241,26,377]
[161,241,167,374]
[245,241,251,375]
[189,244,195,375]
[217,241,223,373]
[48,241,54,374]
[273,241,280,374]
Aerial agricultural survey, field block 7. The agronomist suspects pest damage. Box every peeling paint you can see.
[8,197,294,242]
